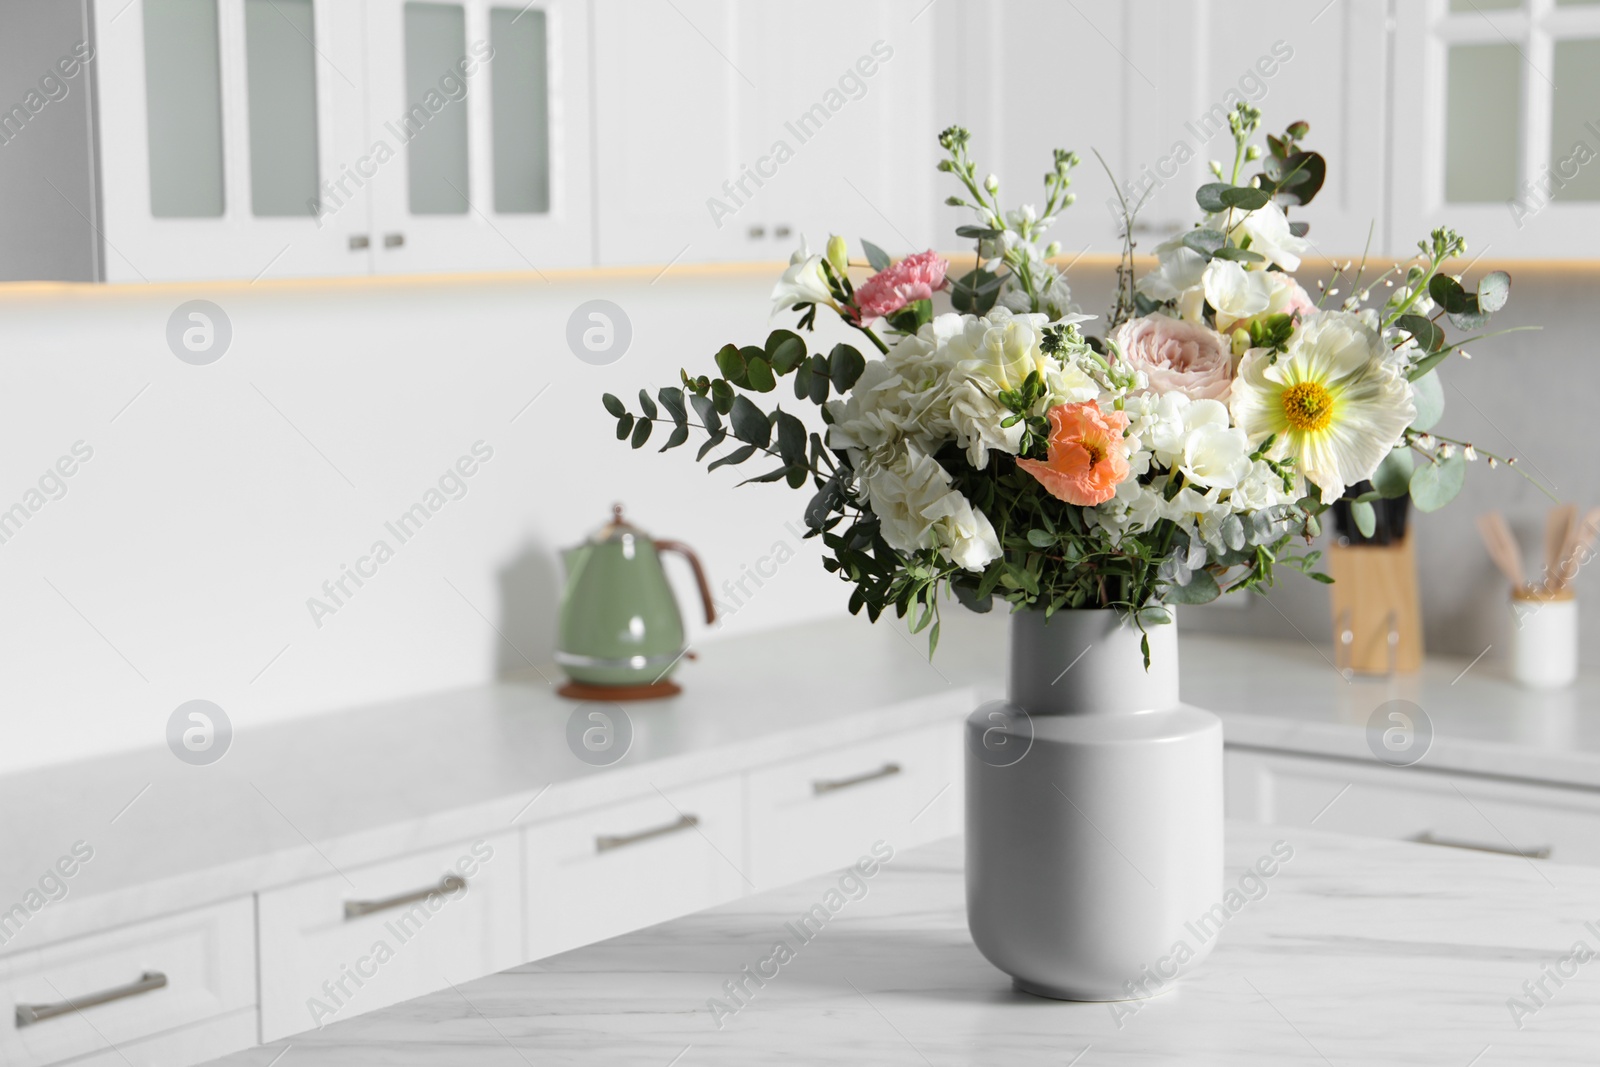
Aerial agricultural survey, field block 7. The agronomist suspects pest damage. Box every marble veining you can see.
[202,825,1600,1065]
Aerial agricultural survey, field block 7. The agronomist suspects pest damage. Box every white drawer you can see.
[258,832,521,1042]
[746,721,961,891]
[0,899,254,1067]
[524,775,744,961]
[1226,748,1600,864]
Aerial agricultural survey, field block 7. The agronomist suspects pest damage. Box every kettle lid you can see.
[589,503,650,545]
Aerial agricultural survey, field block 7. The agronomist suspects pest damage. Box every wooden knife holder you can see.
[1328,535,1424,675]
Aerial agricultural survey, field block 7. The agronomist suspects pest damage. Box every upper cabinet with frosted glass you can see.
[1392,0,1600,259]
[91,0,589,282]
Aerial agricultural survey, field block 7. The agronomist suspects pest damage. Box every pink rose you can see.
[1112,315,1234,402]
[852,250,949,323]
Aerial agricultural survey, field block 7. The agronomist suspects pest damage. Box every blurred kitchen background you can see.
[1,0,1596,775]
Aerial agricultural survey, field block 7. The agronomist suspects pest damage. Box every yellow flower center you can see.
[1083,438,1107,466]
[1281,381,1334,434]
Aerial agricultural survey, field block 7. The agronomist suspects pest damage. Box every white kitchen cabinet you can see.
[0,898,255,1067]
[1121,0,1393,259]
[522,775,745,961]
[94,0,373,282]
[363,0,593,273]
[591,0,936,267]
[1390,0,1600,260]
[1226,747,1600,865]
[745,721,961,892]
[256,832,521,1042]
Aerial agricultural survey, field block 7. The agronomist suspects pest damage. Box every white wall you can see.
[0,269,852,776]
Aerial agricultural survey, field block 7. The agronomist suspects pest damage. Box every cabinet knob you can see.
[348,235,370,250]
[774,225,792,238]
[747,225,765,239]
[384,233,405,249]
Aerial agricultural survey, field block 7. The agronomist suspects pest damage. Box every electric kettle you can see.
[555,505,716,699]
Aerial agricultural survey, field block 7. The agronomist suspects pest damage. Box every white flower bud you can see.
[984,173,999,194]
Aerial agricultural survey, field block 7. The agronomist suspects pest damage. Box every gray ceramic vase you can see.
[965,608,1223,1001]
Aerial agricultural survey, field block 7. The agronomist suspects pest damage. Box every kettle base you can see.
[557,679,683,702]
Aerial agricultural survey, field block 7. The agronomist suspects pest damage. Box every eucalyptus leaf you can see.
[1350,499,1377,538]
[745,356,776,392]
[714,344,745,383]
[614,413,634,441]
[656,386,686,424]
[765,330,806,374]
[637,389,658,420]
[659,424,689,452]
[1428,273,1471,314]
[1213,246,1266,263]
[1396,314,1443,354]
[862,240,891,272]
[1182,229,1226,257]
[1218,185,1271,211]
[1410,371,1445,431]
[690,393,721,433]
[706,443,758,472]
[729,396,772,447]
[775,411,806,466]
[1372,448,1415,498]
[1195,183,1232,213]
[1478,270,1511,313]
[1410,452,1466,512]
[1026,528,1054,548]
[1164,568,1221,605]
[829,344,866,392]
[601,393,626,418]
[630,417,652,448]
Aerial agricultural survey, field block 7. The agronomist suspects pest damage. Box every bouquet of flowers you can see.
[602,104,1531,661]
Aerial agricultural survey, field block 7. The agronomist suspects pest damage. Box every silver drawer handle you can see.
[1413,831,1552,860]
[813,762,901,795]
[16,971,167,1028]
[344,874,466,920]
[596,813,699,853]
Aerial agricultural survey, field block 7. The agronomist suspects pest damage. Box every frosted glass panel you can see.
[490,7,551,214]
[1555,0,1600,7]
[404,2,469,215]
[1449,0,1520,9]
[1445,44,1522,203]
[1550,39,1600,201]
[244,0,321,217]
[143,0,225,217]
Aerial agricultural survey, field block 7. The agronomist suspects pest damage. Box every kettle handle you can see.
[655,540,717,625]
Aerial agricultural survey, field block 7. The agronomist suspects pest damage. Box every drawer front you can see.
[258,832,521,1042]
[0,899,254,1067]
[524,775,744,961]
[1226,748,1600,864]
[746,721,962,891]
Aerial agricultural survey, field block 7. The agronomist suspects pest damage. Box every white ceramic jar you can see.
[1510,589,1579,689]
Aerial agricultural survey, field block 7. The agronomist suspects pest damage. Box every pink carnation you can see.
[851,251,949,323]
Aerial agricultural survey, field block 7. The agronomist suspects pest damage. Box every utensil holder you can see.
[1510,588,1578,689]
[1328,535,1424,676]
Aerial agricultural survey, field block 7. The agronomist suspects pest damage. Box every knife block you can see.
[1327,535,1424,675]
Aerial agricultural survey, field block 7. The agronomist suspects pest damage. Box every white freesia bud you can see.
[984,173,999,194]
[1208,160,1223,177]
[1045,241,1061,257]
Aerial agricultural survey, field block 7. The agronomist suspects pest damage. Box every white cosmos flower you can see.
[1230,310,1417,505]
[770,240,835,315]
[862,446,1001,572]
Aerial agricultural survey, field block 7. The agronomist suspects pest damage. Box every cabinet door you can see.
[523,776,745,961]
[745,721,961,893]
[1391,0,1600,259]
[94,0,372,281]
[735,1,937,261]
[1122,0,1391,259]
[0,899,254,1067]
[1226,747,1600,865]
[363,0,593,273]
[257,832,521,1042]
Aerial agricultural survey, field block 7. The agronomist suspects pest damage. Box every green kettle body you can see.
[556,507,715,688]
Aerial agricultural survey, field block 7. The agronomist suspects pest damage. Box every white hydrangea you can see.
[861,446,1001,572]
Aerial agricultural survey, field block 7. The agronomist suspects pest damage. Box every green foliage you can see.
[1410,452,1466,512]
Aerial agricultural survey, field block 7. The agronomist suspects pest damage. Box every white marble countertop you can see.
[0,613,985,954]
[201,823,1600,1066]
[6,607,1599,955]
